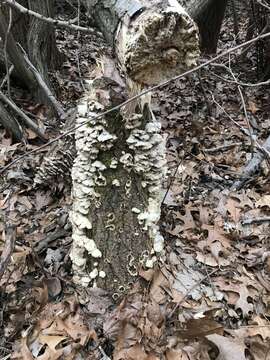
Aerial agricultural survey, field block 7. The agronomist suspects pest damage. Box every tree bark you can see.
[0,101,23,141]
[0,0,63,109]
[195,0,228,54]
[82,0,200,85]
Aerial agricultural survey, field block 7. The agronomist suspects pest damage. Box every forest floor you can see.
[0,4,269,360]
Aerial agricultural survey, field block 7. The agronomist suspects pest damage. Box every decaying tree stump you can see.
[70,0,200,294]
[70,57,167,293]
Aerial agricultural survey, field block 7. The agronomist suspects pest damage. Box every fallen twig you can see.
[1,30,270,174]
[168,269,219,319]
[0,224,16,282]
[241,216,270,225]
[0,65,14,89]
[204,142,242,154]
[3,0,96,34]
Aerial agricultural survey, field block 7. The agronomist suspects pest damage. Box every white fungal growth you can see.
[125,108,167,255]
[110,158,118,169]
[99,271,106,278]
[132,207,141,214]
[70,94,117,286]
[90,268,99,279]
[112,179,120,187]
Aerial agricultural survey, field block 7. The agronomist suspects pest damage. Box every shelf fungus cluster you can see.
[69,75,167,292]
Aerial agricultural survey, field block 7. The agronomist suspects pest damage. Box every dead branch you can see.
[2,0,96,34]
[18,45,65,118]
[204,142,242,153]
[0,65,14,89]
[0,224,16,282]
[242,216,270,225]
[1,30,270,174]
[231,135,270,190]
[0,89,46,141]
[3,5,12,97]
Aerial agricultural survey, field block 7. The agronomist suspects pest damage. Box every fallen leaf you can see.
[207,334,246,360]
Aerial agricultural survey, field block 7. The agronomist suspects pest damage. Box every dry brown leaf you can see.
[21,335,34,360]
[226,197,241,222]
[177,318,223,339]
[166,349,189,360]
[114,344,158,360]
[248,100,259,114]
[256,195,270,208]
[37,334,68,360]
[207,334,246,360]
[214,279,254,316]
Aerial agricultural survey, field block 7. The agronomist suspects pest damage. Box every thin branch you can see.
[209,63,270,87]
[228,55,255,150]
[0,65,14,89]
[3,6,12,97]
[256,0,270,11]
[242,217,270,225]
[0,224,16,281]
[168,269,219,319]
[204,142,242,154]
[0,99,23,141]
[3,0,96,34]
[1,30,270,174]
[211,94,250,136]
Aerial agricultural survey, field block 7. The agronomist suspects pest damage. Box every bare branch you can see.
[0,65,14,89]
[18,45,65,118]
[3,6,12,97]
[2,0,96,34]
[242,217,270,225]
[0,224,16,282]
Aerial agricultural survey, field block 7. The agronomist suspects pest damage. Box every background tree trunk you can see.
[195,0,228,54]
[0,0,63,102]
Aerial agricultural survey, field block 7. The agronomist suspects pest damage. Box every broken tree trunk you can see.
[70,1,200,294]
[70,57,167,293]
[82,0,200,85]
